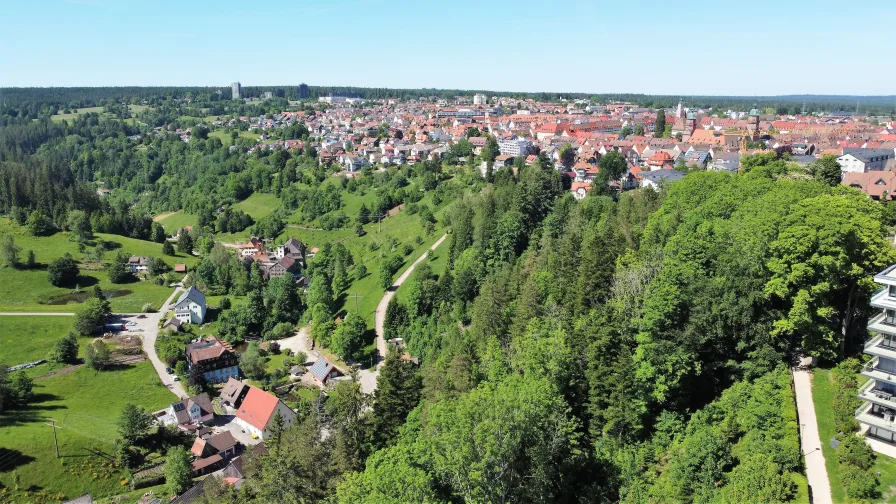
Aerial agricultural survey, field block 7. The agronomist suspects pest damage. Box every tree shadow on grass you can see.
[0,448,36,473]
[0,394,65,428]
[73,275,99,288]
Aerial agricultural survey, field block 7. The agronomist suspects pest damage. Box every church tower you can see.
[676,101,685,120]
[748,107,761,139]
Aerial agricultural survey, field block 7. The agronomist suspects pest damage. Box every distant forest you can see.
[2,85,896,117]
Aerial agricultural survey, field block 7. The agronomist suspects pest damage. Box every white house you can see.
[234,385,296,440]
[837,148,895,174]
[166,393,214,428]
[174,286,207,324]
[127,256,150,274]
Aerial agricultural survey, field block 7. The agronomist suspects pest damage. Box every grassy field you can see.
[154,211,197,233]
[0,349,172,502]
[0,221,195,313]
[49,107,105,122]
[812,368,896,502]
[207,129,260,147]
[0,316,74,367]
[232,193,282,220]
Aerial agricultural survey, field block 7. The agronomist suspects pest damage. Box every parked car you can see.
[137,314,147,319]
[166,367,173,374]
[126,322,137,327]
[173,376,180,382]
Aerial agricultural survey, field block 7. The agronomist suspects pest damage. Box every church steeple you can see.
[676,100,685,120]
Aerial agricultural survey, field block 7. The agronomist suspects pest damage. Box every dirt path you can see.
[35,364,83,380]
[153,211,177,222]
[792,367,833,504]
[357,233,447,394]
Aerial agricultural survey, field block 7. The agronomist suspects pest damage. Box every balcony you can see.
[871,288,896,311]
[856,401,896,434]
[861,356,896,383]
[858,378,896,410]
[865,334,896,360]
[867,312,896,338]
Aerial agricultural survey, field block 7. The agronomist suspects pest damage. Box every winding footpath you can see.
[792,366,833,504]
[357,234,447,394]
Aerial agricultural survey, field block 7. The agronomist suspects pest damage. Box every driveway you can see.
[128,287,187,399]
[275,327,312,364]
[357,234,447,394]
[211,411,261,447]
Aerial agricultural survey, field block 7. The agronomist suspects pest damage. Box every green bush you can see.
[841,464,877,501]
[837,434,875,471]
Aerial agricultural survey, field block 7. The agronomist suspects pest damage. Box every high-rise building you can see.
[231,82,242,100]
[473,93,487,105]
[856,265,896,449]
[298,83,309,99]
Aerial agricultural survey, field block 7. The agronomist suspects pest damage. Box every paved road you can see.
[357,234,447,394]
[135,287,187,399]
[792,367,833,504]
[0,312,75,316]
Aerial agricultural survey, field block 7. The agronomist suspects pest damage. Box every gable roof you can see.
[186,337,230,364]
[177,286,206,307]
[221,377,247,404]
[309,358,335,382]
[171,393,213,424]
[235,386,281,431]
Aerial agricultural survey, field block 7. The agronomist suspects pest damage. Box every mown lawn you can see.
[812,368,896,503]
[232,193,281,220]
[0,221,194,313]
[154,211,197,234]
[0,316,74,367]
[0,360,172,503]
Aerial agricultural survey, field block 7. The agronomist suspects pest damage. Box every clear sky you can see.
[2,0,893,96]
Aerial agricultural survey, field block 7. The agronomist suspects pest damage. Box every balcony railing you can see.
[863,357,896,382]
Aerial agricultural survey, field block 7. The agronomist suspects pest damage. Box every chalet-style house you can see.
[186,337,239,384]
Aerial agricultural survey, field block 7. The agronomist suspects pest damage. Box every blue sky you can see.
[2,0,893,95]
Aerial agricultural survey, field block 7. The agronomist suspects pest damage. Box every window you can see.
[888,309,896,325]
[889,284,896,298]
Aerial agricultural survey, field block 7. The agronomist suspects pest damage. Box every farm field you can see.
[0,344,172,503]
[0,221,195,313]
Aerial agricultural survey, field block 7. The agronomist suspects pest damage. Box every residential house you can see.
[309,357,342,385]
[843,171,896,200]
[570,181,591,200]
[641,169,686,189]
[837,148,895,173]
[175,286,207,324]
[191,431,238,459]
[126,256,151,274]
[710,151,740,172]
[162,317,182,332]
[233,385,296,440]
[220,377,250,408]
[186,337,239,384]
[167,393,214,429]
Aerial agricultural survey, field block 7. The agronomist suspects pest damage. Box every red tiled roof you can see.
[235,386,280,431]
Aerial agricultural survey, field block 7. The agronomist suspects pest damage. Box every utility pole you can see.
[347,293,361,313]
[44,419,60,458]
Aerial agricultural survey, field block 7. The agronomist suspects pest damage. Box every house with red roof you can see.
[233,385,295,440]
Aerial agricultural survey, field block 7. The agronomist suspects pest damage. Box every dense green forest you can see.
[190,156,893,503]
